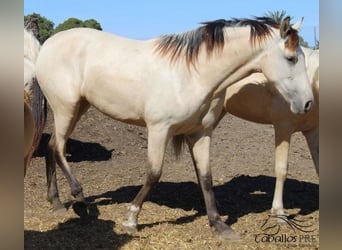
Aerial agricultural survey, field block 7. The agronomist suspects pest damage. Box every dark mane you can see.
[155,16,280,67]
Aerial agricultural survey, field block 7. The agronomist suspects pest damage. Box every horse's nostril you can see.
[304,100,313,112]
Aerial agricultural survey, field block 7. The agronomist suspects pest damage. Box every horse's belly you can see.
[84,83,146,126]
[225,84,273,124]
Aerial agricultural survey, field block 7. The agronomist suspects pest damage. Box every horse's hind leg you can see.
[46,132,65,210]
[186,130,240,240]
[122,125,169,233]
[46,100,90,210]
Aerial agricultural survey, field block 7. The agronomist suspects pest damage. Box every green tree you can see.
[264,10,313,48]
[54,17,102,34]
[264,10,288,24]
[83,19,102,30]
[313,27,319,49]
[299,36,309,48]
[313,40,319,50]
[24,13,54,44]
[25,13,103,43]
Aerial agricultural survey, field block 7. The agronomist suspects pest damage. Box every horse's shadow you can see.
[35,133,113,162]
[24,217,132,249]
[87,175,318,228]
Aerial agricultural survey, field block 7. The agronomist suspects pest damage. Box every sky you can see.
[24,0,319,47]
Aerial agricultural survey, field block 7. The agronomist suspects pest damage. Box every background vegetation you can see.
[24,13,102,44]
[24,11,318,49]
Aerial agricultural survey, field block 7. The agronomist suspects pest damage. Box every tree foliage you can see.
[264,10,316,48]
[264,10,288,24]
[83,19,102,30]
[299,36,309,48]
[53,17,102,34]
[24,13,102,44]
[24,13,54,44]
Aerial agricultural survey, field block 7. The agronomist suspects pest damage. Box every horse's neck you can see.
[197,28,266,95]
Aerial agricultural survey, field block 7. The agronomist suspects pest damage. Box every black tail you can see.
[172,134,186,159]
[26,77,47,162]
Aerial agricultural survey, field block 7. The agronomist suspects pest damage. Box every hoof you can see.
[276,216,286,224]
[212,221,240,240]
[74,192,85,203]
[216,228,241,240]
[122,221,138,234]
[276,214,291,224]
[52,205,68,216]
[270,208,288,224]
[51,200,67,214]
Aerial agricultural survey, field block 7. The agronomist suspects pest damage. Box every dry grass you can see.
[25,108,319,249]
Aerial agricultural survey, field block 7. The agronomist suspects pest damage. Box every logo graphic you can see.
[254,214,317,245]
[261,214,315,234]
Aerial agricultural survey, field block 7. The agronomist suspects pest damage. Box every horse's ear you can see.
[291,17,304,31]
[280,16,291,39]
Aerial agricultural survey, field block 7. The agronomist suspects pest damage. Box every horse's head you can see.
[260,17,314,114]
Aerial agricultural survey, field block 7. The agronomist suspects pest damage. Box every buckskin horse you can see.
[219,46,319,216]
[34,16,313,239]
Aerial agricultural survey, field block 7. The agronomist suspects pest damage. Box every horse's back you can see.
[36,28,156,124]
[38,27,151,63]
[36,28,102,102]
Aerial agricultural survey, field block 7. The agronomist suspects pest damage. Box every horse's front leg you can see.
[302,127,319,175]
[122,126,169,233]
[271,125,292,216]
[186,130,240,240]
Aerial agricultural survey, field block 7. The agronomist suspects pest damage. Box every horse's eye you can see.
[286,56,298,64]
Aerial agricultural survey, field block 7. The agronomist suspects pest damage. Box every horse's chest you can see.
[172,93,225,134]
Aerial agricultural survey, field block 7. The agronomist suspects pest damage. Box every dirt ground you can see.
[24,106,319,250]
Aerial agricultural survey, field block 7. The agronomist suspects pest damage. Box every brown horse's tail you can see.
[26,77,47,168]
